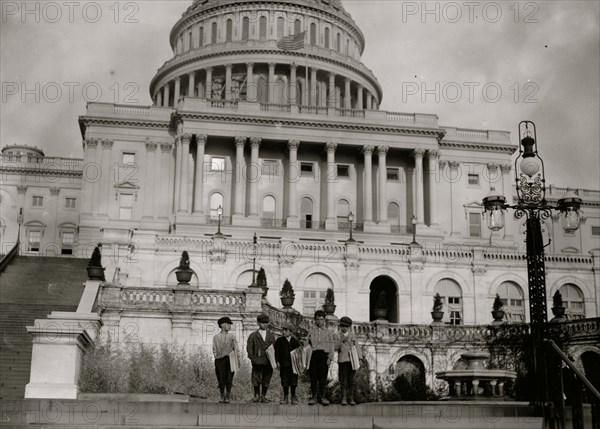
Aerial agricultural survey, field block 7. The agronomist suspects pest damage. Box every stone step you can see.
[0,399,546,428]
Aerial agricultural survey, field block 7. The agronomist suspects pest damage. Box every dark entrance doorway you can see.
[369,275,398,323]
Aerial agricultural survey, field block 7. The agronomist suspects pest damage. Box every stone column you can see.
[178,134,192,213]
[225,64,232,100]
[325,142,338,229]
[428,149,440,227]
[246,63,255,102]
[174,137,181,211]
[371,97,377,110]
[366,92,372,110]
[303,67,309,107]
[328,72,336,108]
[205,67,213,99]
[249,137,261,217]
[344,78,351,109]
[413,148,425,224]
[160,143,173,218]
[193,134,207,214]
[100,139,112,217]
[357,84,363,110]
[174,77,181,106]
[362,145,374,223]
[163,83,170,107]
[156,89,162,107]
[188,72,195,97]
[287,140,300,228]
[310,68,317,107]
[290,63,297,105]
[268,63,275,103]
[234,136,246,216]
[377,146,388,223]
[81,138,97,216]
[143,141,157,219]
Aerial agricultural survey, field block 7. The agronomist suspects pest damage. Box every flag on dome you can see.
[277,31,306,51]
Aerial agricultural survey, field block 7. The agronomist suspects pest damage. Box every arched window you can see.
[324,27,330,48]
[558,284,585,319]
[211,22,217,44]
[388,202,400,228]
[209,192,223,219]
[303,273,333,316]
[262,195,276,220]
[336,33,341,51]
[346,39,349,55]
[310,23,316,45]
[225,19,232,42]
[294,19,301,34]
[188,32,193,50]
[259,16,267,39]
[242,17,249,41]
[274,77,286,104]
[336,199,349,224]
[198,26,204,47]
[301,197,313,229]
[497,281,525,322]
[277,17,284,39]
[434,279,463,325]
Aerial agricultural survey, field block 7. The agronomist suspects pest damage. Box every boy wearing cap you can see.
[247,313,276,403]
[212,316,239,403]
[335,316,359,405]
[274,322,301,404]
[307,309,334,406]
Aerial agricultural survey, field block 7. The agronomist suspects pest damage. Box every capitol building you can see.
[1,0,599,396]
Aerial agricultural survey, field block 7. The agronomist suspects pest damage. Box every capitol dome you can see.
[149,0,382,110]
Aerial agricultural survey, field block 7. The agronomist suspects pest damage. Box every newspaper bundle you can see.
[350,345,360,371]
[265,344,277,369]
[228,349,239,373]
[290,347,305,375]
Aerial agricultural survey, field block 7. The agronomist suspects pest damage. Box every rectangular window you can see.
[119,193,134,220]
[210,156,225,171]
[469,212,481,238]
[467,174,480,186]
[449,311,462,325]
[592,226,600,236]
[28,231,41,252]
[261,160,279,176]
[61,232,74,255]
[32,196,43,207]
[300,162,314,177]
[122,153,135,164]
[387,168,399,181]
[303,290,326,316]
[65,197,76,209]
[337,165,349,178]
[448,297,461,305]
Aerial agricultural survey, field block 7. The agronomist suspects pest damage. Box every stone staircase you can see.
[0,256,87,399]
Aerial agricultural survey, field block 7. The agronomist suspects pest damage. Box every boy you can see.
[212,316,239,403]
[274,322,301,404]
[247,313,276,403]
[307,309,334,406]
[335,316,359,405]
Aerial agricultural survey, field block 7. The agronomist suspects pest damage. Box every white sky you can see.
[1,0,599,190]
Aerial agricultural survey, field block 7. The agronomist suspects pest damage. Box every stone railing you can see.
[260,103,291,112]
[385,112,416,123]
[0,155,84,173]
[113,104,150,116]
[98,284,246,313]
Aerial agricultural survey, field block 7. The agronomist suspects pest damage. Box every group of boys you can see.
[212,310,360,405]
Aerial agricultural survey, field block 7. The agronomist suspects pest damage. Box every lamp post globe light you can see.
[347,211,356,243]
[250,232,258,288]
[214,205,224,238]
[410,214,418,245]
[482,121,583,406]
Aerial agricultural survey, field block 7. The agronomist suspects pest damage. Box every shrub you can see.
[280,278,295,298]
[257,267,267,288]
[432,293,443,311]
[493,294,504,311]
[325,288,335,305]
[553,290,564,308]
[88,245,102,268]
[178,251,190,270]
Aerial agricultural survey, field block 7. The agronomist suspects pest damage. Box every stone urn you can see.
[175,269,193,284]
[373,307,388,320]
[87,266,105,280]
[323,303,336,315]
[551,305,566,322]
[491,310,505,324]
[281,296,295,308]
[431,310,444,324]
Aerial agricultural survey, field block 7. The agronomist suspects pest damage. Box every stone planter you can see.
[551,305,566,322]
[175,269,193,284]
[491,310,505,324]
[431,310,444,324]
[323,303,336,315]
[86,266,105,280]
[261,286,269,298]
[373,307,388,320]
[281,296,295,308]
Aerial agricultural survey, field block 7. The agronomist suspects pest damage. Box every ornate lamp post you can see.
[410,214,418,245]
[482,121,582,406]
[250,232,258,287]
[214,205,224,238]
[347,211,356,243]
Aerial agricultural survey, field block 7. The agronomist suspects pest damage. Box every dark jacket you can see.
[247,329,276,366]
[274,335,301,368]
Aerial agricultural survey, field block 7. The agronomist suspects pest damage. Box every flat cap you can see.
[282,322,296,332]
[218,316,233,326]
[257,313,270,323]
[339,316,353,327]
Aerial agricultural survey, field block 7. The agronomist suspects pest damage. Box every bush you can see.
[178,251,190,270]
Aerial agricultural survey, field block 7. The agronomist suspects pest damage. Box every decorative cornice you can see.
[176,111,444,138]
[79,117,171,131]
[439,140,516,154]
